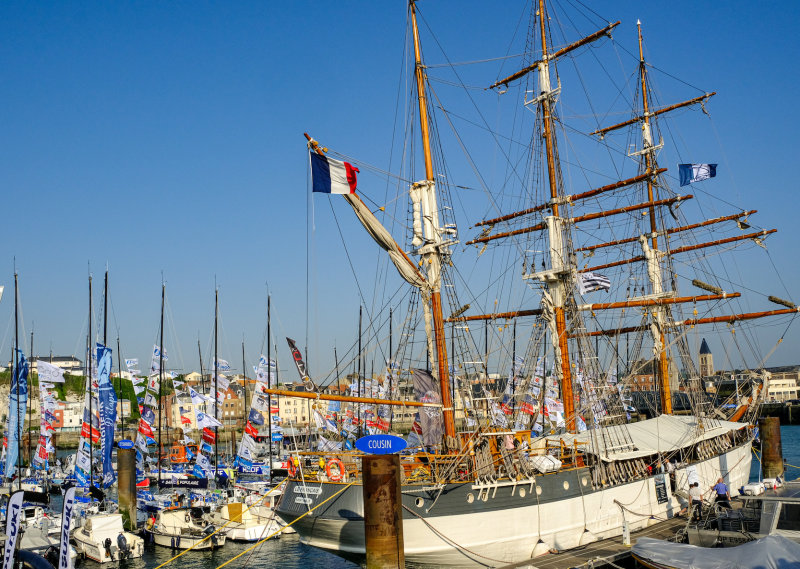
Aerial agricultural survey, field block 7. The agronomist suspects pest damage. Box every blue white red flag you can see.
[310,152,359,194]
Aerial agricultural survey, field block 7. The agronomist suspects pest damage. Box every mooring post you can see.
[362,454,404,568]
[759,416,784,480]
[118,447,137,531]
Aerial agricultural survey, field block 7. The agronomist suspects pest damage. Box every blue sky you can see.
[1,1,799,381]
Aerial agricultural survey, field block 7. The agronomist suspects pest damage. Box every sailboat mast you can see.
[241,339,246,457]
[28,327,33,468]
[409,0,455,440]
[214,288,219,478]
[637,20,672,415]
[88,274,94,487]
[158,282,164,486]
[117,336,124,440]
[14,273,21,490]
[536,0,576,432]
[266,294,272,484]
[358,305,362,438]
[103,270,108,346]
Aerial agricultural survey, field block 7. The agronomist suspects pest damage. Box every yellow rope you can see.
[214,482,356,569]
[152,478,287,569]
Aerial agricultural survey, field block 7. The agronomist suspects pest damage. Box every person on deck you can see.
[710,477,731,508]
[688,482,703,521]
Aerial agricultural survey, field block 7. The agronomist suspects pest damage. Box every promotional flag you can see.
[197,412,222,429]
[286,337,317,391]
[3,491,24,569]
[37,360,66,383]
[196,453,212,473]
[202,428,216,444]
[96,343,117,487]
[5,350,28,478]
[140,406,156,425]
[138,420,154,437]
[245,422,258,437]
[59,487,76,569]
[180,415,191,426]
[411,368,444,447]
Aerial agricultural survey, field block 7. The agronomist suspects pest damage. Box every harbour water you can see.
[61,425,798,569]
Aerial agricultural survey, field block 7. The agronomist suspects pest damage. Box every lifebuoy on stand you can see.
[326,458,345,482]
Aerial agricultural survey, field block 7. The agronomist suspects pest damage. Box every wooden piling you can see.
[362,454,404,568]
[759,416,784,479]
[117,448,137,531]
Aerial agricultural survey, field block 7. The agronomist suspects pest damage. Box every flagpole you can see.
[357,305,362,439]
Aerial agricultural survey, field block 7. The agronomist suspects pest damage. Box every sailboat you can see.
[273,1,791,566]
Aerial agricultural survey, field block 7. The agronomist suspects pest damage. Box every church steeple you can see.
[699,338,714,377]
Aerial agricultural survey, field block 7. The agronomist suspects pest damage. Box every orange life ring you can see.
[326,458,345,482]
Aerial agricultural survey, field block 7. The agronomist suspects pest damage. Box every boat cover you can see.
[632,535,800,569]
[543,414,747,461]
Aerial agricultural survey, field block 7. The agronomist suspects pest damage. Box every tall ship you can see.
[274,1,791,565]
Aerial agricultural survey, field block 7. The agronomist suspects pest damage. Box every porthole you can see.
[466,493,474,504]
[482,492,489,502]
[563,481,570,490]
[519,488,527,498]
[536,486,542,496]
[581,477,589,487]
[415,498,424,508]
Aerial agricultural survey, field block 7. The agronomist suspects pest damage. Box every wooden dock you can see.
[496,517,687,569]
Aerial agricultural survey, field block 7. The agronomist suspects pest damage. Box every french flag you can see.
[310,151,359,194]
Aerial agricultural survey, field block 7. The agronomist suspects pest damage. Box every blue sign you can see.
[118,439,134,450]
[355,434,407,455]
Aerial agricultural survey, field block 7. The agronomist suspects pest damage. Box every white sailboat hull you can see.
[281,441,751,566]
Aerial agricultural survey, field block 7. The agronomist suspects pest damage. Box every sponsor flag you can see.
[202,428,216,444]
[59,487,76,569]
[310,151,359,194]
[81,422,100,443]
[96,343,118,487]
[5,350,28,478]
[138,420,154,436]
[140,406,156,425]
[3,491,24,569]
[180,415,192,426]
[37,360,66,383]
[245,422,258,437]
[197,412,222,429]
[412,369,444,447]
[679,163,717,186]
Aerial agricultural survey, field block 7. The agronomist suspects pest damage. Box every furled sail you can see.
[343,193,428,290]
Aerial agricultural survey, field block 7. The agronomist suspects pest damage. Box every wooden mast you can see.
[534,0,576,431]
[636,20,672,414]
[410,0,455,440]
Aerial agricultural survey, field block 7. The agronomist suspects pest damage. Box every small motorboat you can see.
[145,507,226,550]
[210,502,284,542]
[72,513,144,563]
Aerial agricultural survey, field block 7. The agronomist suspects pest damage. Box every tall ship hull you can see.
[276,417,752,566]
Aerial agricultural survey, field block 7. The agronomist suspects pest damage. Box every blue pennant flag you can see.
[96,343,118,488]
[5,349,28,479]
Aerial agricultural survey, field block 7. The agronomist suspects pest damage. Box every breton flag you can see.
[679,163,717,187]
[310,152,359,194]
[578,272,611,294]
